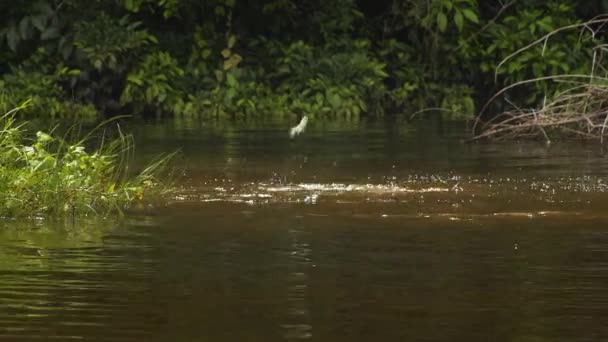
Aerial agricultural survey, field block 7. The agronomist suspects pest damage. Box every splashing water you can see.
[289,116,309,139]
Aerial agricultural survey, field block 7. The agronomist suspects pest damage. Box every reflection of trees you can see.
[0,219,160,340]
[282,226,313,339]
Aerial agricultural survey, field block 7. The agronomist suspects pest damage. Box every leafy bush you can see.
[0,66,97,119]
[0,103,174,218]
[270,40,387,118]
[479,2,594,102]
[74,14,157,72]
[121,51,185,115]
[0,0,605,121]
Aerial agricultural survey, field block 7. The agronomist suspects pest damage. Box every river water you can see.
[2,117,608,341]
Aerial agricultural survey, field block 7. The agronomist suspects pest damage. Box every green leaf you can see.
[127,75,144,85]
[463,97,475,114]
[537,19,553,32]
[226,72,238,87]
[227,35,236,49]
[40,27,59,40]
[6,27,18,51]
[61,44,73,59]
[327,92,341,109]
[19,17,31,39]
[223,54,242,70]
[214,70,224,82]
[443,1,453,11]
[462,9,479,24]
[36,131,53,143]
[454,11,464,32]
[31,16,47,31]
[437,12,448,32]
[221,48,231,58]
[225,87,236,102]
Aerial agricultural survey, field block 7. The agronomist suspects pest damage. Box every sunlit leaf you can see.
[127,75,144,85]
[225,87,236,102]
[462,9,479,24]
[223,54,242,70]
[327,92,341,108]
[454,11,464,32]
[228,35,236,49]
[226,72,238,87]
[215,70,224,82]
[437,12,448,32]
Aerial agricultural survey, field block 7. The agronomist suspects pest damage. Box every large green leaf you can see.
[454,11,464,32]
[226,73,238,87]
[437,12,448,32]
[462,9,479,24]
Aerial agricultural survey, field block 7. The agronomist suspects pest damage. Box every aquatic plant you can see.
[0,102,174,219]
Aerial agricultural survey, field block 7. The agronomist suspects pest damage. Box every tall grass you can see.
[472,18,608,142]
[0,102,175,218]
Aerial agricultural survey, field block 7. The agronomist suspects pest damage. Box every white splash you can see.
[289,116,308,139]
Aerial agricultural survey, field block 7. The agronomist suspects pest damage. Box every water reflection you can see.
[2,206,608,341]
[0,220,163,341]
[282,226,313,340]
[3,118,608,341]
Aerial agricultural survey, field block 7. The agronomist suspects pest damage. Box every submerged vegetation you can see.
[0,1,607,122]
[0,103,173,219]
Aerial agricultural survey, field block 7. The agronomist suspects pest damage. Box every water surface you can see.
[2,118,608,341]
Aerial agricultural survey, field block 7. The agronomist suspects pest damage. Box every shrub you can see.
[0,103,174,218]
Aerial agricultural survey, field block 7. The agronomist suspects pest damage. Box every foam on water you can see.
[168,174,608,220]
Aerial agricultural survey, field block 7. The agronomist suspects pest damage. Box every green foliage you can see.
[376,39,422,110]
[0,0,605,120]
[479,2,593,102]
[0,62,97,119]
[438,84,476,119]
[416,0,480,33]
[185,78,286,118]
[121,51,185,114]
[0,1,65,54]
[74,14,157,72]
[272,40,387,117]
[0,103,173,218]
[69,13,159,111]
[123,0,181,18]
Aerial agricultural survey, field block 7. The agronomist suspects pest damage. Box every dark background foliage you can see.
[1,0,606,120]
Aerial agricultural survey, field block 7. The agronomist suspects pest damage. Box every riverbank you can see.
[0,104,173,219]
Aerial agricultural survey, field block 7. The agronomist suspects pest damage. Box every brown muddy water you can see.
[2,117,608,341]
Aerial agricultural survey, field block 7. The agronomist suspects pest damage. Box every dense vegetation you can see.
[1,0,607,121]
[0,103,173,218]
